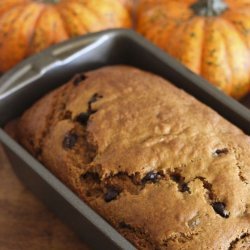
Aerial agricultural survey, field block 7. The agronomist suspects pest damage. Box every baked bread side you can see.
[14,66,250,249]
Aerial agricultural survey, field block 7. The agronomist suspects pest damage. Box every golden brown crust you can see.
[13,66,250,249]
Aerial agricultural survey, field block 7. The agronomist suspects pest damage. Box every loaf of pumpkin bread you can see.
[10,66,250,249]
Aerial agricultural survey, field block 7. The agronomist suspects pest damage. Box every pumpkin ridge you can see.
[197,17,206,74]
[64,2,91,33]
[78,2,106,29]
[15,2,46,57]
[49,6,68,45]
[217,18,234,95]
[72,1,109,32]
[200,18,232,94]
[54,3,70,37]
[28,4,69,54]
[27,4,47,54]
[200,18,209,78]
[0,0,30,18]
[184,16,205,74]
[86,0,131,27]
[223,11,250,49]
[165,21,186,62]
[216,18,250,97]
[82,0,118,27]
[0,2,44,72]
[56,3,86,36]
[218,18,250,97]
[0,4,26,36]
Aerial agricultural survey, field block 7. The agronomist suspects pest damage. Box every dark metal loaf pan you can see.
[0,29,249,250]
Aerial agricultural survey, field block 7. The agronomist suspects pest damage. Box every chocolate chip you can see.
[119,221,133,230]
[171,173,182,183]
[73,74,87,86]
[180,183,190,193]
[75,112,90,125]
[81,172,100,183]
[88,93,103,113]
[75,93,102,125]
[63,132,78,149]
[212,202,229,218]
[213,148,229,156]
[170,173,190,193]
[142,171,162,183]
[89,93,103,104]
[104,186,120,202]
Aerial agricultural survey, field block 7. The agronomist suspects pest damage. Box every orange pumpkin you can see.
[120,0,134,11]
[0,0,132,73]
[137,0,250,99]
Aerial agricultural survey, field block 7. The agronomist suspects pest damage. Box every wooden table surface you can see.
[0,144,88,250]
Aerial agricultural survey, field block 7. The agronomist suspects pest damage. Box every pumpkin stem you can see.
[35,0,60,4]
[191,0,228,16]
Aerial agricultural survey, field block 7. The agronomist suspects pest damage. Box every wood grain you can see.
[0,144,88,250]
